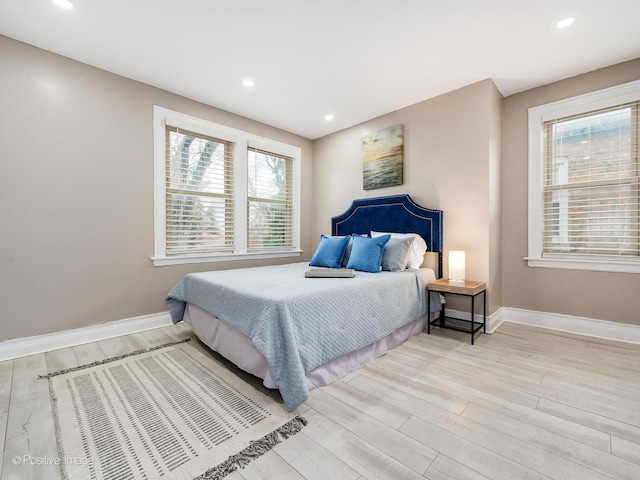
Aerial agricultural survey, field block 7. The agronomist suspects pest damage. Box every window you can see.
[247,147,294,251]
[153,107,301,266]
[165,126,234,255]
[528,80,640,272]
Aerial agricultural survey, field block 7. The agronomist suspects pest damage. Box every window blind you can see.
[247,147,294,251]
[542,101,639,257]
[165,126,234,255]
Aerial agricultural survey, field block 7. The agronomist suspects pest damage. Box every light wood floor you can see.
[1,322,639,480]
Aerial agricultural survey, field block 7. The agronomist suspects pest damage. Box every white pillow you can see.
[371,231,427,269]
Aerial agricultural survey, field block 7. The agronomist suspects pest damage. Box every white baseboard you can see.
[446,306,640,345]
[502,307,640,345]
[488,307,506,333]
[0,312,174,362]
[3,305,637,361]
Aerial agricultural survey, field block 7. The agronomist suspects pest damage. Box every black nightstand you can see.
[427,279,486,344]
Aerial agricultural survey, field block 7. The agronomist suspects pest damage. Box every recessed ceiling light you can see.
[324,114,334,121]
[52,0,74,9]
[243,79,254,88]
[556,17,576,29]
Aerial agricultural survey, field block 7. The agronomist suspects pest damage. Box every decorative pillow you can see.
[309,234,351,269]
[381,237,414,272]
[371,231,427,269]
[341,234,367,267]
[346,234,391,273]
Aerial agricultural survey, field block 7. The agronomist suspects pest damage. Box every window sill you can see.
[525,256,640,274]
[152,250,303,267]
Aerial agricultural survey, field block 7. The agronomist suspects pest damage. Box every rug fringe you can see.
[193,415,308,480]
[38,338,191,379]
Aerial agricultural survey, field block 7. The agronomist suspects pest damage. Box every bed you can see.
[166,194,443,411]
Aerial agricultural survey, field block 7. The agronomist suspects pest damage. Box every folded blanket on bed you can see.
[166,262,438,411]
[304,268,355,278]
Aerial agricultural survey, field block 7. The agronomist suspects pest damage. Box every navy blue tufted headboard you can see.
[331,194,443,277]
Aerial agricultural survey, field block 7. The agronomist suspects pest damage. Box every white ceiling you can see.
[1,0,639,139]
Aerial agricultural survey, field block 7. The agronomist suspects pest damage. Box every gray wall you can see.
[313,58,640,327]
[312,79,503,314]
[0,36,313,341]
[2,32,638,343]
[502,58,640,325]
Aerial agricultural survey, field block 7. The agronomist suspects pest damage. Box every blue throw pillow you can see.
[346,234,391,273]
[341,234,367,267]
[309,234,351,269]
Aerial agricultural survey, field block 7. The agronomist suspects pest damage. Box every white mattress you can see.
[184,302,436,392]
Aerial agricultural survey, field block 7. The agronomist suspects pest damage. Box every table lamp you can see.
[449,250,465,286]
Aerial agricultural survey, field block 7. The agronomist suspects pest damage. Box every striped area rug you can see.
[44,340,306,480]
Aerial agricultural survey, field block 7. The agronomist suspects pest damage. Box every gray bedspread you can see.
[166,262,437,411]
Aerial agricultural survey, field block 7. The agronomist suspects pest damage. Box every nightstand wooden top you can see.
[427,278,486,295]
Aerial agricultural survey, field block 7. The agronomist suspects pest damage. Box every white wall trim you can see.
[501,307,640,345]
[4,305,637,362]
[152,106,302,266]
[441,305,640,345]
[527,79,640,274]
[152,250,302,267]
[0,312,173,362]
[487,307,506,333]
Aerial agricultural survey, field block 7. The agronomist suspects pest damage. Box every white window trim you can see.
[152,106,302,266]
[527,79,640,274]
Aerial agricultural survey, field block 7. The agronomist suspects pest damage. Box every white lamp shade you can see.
[449,250,465,286]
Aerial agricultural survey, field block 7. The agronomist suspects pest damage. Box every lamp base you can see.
[448,279,465,286]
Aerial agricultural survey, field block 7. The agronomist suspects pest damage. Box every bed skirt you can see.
[184,303,437,392]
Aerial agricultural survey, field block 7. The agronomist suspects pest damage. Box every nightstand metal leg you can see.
[471,295,475,345]
[483,290,486,333]
[427,289,431,334]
